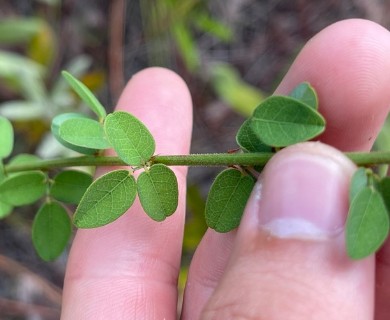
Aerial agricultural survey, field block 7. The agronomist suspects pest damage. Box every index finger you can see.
[61,67,192,319]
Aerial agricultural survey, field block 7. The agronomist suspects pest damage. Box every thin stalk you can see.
[4,151,390,174]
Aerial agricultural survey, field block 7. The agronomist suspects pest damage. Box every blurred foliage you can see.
[210,63,266,117]
[139,0,265,117]
[140,0,233,72]
[0,16,104,158]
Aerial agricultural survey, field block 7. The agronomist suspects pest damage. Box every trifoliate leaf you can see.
[346,187,389,260]
[349,167,369,203]
[59,117,110,150]
[236,119,272,153]
[0,116,14,159]
[52,113,98,154]
[32,201,72,261]
[289,82,318,110]
[137,164,178,221]
[50,170,93,204]
[0,171,46,206]
[73,169,136,228]
[104,111,155,166]
[62,71,107,120]
[250,96,325,147]
[205,168,255,232]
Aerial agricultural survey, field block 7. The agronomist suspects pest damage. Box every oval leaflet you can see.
[250,96,325,147]
[137,164,178,221]
[73,169,137,228]
[205,168,255,232]
[346,187,389,260]
[0,171,47,206]
[32,201,72,261]
[104,111,155,166]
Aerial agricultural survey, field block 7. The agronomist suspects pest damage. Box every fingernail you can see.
[257,143,355,240]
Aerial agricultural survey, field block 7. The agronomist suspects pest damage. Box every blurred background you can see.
[1,0,390,318]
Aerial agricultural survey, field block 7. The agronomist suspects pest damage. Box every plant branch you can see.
[4,151,390,174]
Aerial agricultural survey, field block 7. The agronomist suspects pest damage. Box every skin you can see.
[61,19,390,319]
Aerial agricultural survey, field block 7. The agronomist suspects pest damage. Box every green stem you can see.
[3,151,390,174]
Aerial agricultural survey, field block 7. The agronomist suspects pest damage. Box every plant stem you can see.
[4,151,390,174]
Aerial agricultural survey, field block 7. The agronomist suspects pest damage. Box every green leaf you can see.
[205,168,255,232]
[137,164,178,221]
[0,201,13,219]
[52,113,99,154]
[9,154,40,165]
[62,71,107,120]
[346,187,389,260]
[172,21,200,72]
[32,201,72,261]
[236,119,272,153]
[59,118,110,150]
[0,18,42,45]
[349,168,369,203]
[50,170,93,204]
[250,96,326,147]
[193,12,233,42]
[379,177,390,213]
[210,63,265,117]
[73,170,136,228]
[289,82,318,110]
[104,111,155,166]
[0,116,14,159]
[0,171,46,206]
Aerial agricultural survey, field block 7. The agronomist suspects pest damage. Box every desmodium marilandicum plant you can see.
[1,71,390,261]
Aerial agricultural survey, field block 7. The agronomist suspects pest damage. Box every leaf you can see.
[0,18,42,45]
[27,21,56,67]
[379,177,390,213]
[59,117,110,150]
[250,96,326,147]
[32,201,72,261]
[52,113,99,154]
[0,171,46,206]
[0,101,46,121]
[289,82,318,110]
[9,154,40,165]
[104,111,155,166]
[210,63,264,117]
[236,119,272,153]
[0,163,11,217]
[349,168,369,203]
[50,170,93,204]
[0,201,12,219]
[346,187,389,260]
[0,116,13,159]
[193,12,233,42]
[205,168,255,232]
[61,70,107,120]
[172,21,200,72]
[137,164,178,221]
[73,170,136,228]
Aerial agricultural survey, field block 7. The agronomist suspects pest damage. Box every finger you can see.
[62,67,192,319]
[182,18,390,319]
[202,142,374,319]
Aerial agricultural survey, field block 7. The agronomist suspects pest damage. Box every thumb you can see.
[201,142,375,320]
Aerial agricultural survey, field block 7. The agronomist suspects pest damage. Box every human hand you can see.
[61,19,390,319]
